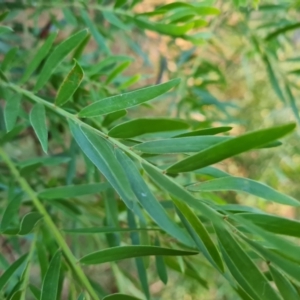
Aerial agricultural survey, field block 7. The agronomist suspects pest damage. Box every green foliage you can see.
[0,1,299,300]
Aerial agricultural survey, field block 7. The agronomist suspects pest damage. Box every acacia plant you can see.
[0,1,300,300]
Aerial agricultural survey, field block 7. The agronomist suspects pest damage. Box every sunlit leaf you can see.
[79,78,180,117]
[188,176,300,206]
[167,123,296,173]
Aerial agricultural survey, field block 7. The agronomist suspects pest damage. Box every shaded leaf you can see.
[1,193,22,232]
[79,78,180,117]
[0,254,27,291]
[174,126,232,137]
[63,227,160,234]
[34,29,88,91]
[20,32,57,84]
[1,47,18,72]
[269,264,299,300]
[116,149,193,246]
[102,110,127,127]
[215,226,281,300]
[41,250,61,300]
[30,103,48,153]
[173,197,224,272]
[80,245,198,265]
[4,93,21,132]
[55,60,84,106]
[38,183,110,199]
[154,237,168,284]
[69,121,136,209]
[103,294,142,300]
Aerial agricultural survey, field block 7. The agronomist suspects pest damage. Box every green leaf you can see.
[238,213,300,237]
[80,245,198,265]
[154,237,168,284]
[34,29,88,91]
[134,136,230,154]
[18,212,43,235]
[102,11,130,30]
[265,22,300,41]
[30,103,48,153]
[172,197,224,272]
[0,10,9,22]
[156,3,220,15]
[174,126,232,137]
[78,78,180,117]
[4,92,21,132]
[108,118,189,138]
[29,285,41,300]
[69,121,136,209]
[102,110,127,127]
[1,47,18,72]
[0,253,27,291]
[55,60,84,106]
[105,61,131,84]
[134,18,194,37]
[142,163,222,225]
[40,250,61,300]
[103,294,142,300]
[63,227,160,234]
[1,193,22,232]
[38,183,110,199]
[269,265,299,300]
[285,83,300,124]
[241,235,300,285]
[0,26,13,36]
[115,149,194,246]
[81,10,109,54]
[194,166,230,178]
[215,226,281,300]
[188,176,300,206]
[20,32,57,84]
[167,123,296,173]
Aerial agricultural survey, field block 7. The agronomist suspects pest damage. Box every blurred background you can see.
[1,0,300,299]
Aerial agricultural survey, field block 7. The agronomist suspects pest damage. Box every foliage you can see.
[0,1,299,299]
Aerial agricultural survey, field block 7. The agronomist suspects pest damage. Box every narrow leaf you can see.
[1,193,22,231]
[63,227,160,234]
[174,126,232,137]
[1,47,18,71]
[55,60,84,106]
[0,254,27,290]
[80,245,198,265]
[30,103,48,153]
[103,294,142,300]
[78,78,180,117]
[40,250,61,300]
[18,212,43,235]
[116,149,194,246]
[34,29,88,91]
[108,118,189,138]
[102,110,127,127]
[188,176,300,206]
[69,121,136,209]
[38,183,110,199]
[154,237,168,284]
[172,197,224,272]
[269,265,299,300]
[133,136,230,154]
[4,93,21,132]
[20,32,57,84]
[167,123,296,173]
[215,226,281,300]
[239,213,300,237]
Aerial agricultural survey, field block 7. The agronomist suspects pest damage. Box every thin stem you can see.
[2,82,165,174]
[0,147,99,300]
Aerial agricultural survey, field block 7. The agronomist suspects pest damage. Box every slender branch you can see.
[0,147,99,300]
[1,82,165,174]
